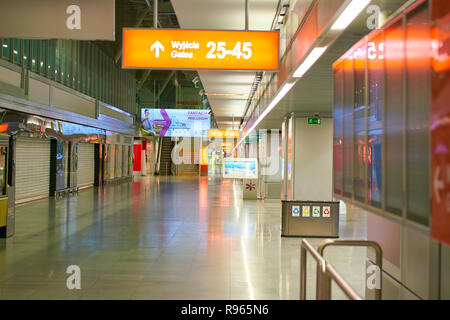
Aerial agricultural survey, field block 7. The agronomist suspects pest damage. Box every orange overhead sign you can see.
[122,28,279,71]
[208,129,239,139]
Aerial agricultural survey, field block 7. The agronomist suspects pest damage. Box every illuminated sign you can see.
[201,147,209,165]
[223,158,258,179]
[307,117,321,125]
[0,124,8,132]
[208,129,239,139]
[123,28,279,71]
[221,142,233,154]
[141,108,210,137]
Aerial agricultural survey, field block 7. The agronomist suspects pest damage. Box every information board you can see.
[222,158,258,179]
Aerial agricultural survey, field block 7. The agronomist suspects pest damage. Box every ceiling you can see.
[170,0,280,129]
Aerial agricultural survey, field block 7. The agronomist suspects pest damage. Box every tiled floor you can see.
[0,176,368,300]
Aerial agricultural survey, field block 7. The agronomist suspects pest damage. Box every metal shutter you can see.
[77,142,95,187]
[15,136,50,202]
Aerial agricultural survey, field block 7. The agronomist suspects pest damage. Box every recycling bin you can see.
[281,200,340,237]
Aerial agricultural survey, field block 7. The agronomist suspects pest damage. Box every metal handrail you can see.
[300,239,363,300]
[155,136,163,175]
[317,239,383,300]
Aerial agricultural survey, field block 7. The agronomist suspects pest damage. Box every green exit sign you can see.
[308,117,321,125]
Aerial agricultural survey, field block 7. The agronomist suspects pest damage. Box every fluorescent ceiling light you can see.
[293,47,327,78]
[232,82,296,153]
[205,93,246,97]
[331,0,371,30]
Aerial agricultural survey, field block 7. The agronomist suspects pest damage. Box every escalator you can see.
[155,137,174,176]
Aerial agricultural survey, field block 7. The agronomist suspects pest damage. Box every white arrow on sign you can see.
[434,166,444,203]
[151,41,164,58]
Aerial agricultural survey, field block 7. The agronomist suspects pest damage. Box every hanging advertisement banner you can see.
[123,28,279,71]
[140,108,210,137]
[0,0,115,40]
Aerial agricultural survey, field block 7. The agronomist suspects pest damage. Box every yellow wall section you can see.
[0,198,7,227]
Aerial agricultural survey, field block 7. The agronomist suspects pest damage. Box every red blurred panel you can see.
[133,144,142,172]
[431,3,450,245]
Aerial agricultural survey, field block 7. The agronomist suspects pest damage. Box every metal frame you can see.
[300,239,362,300]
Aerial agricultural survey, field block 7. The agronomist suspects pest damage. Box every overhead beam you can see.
[154,70,176,105]
[137,70,152,91]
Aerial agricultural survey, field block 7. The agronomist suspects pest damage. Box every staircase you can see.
[177,164,199,176]
[159,137,174,176]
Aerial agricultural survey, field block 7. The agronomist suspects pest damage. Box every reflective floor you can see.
[0,176,368,300]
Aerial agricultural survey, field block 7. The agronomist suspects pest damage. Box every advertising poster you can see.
[141,108,210,137]
[223,158,258,179]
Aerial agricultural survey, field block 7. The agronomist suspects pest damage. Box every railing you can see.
[317,239,383,300]
[300,239,362,300]
[155,136,163,175]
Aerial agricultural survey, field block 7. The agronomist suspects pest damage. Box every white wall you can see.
[293,117,333,201]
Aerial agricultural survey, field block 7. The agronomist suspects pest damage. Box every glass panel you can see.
[406,4,430,226]
[385,19,404,216]
[353,44,367,202]
[75,41,81,91]
[367,33,384,208]
[56,140,68,190]
[1,39,10,60]
[13,39,21,64]
[343,58,354,198]
[91,44,95,97]
[23,40,30,68]
[39,40,47,75]
[69,142,78,188]
[101,53,106,101]
[55,40,61,81]
[48,40,55,79]
[31,40,38,72]
[65,40,71,86]
[72,41,77,90]
[334,64,344,194]
[83,42,88,94]
[61,41,67,85]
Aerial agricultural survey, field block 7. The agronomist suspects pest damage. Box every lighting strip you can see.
[231,82,296,153]
[331,0,371,30]
[205,93,247,97]
[293,47,328,78]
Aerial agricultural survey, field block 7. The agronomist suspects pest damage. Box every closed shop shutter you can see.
[77,142,95,187]
[15,136,51,202]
